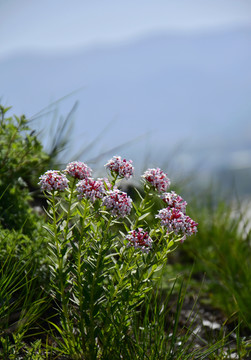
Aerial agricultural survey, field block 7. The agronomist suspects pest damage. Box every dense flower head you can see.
[160,191,187,213]
[102,189,132,218]
[142,168,170,192]
[65,161,92,179]
[76,178,105,203]
[156,207,198,240]
[38,170,69,192]
[126,228,153,253]
[105,156,134,179]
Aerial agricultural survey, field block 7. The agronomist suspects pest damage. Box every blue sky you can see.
[1,0,251,59]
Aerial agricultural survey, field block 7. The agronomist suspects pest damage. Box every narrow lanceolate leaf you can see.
[42,206,53,220]
[70,201,78,212]
[143,203,155,212]
[60,202,68,213]
[43,225,55,237]
[133,187,143,201]
[138,212,151,221]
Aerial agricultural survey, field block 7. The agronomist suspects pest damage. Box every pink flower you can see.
[76,178,105,203]
[102,189,132,218]
[65,161,92,179]
[142,168,170,192]
[38,170,69,191]
[160,191,187,213]
[105,156,134,179]
[156,207,198,240]
[126,228,152,253]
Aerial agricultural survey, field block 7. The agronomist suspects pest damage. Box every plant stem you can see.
[51,192,75,354]
[133,186,151,230]
[71,198,91,356]
[64,178,77,243]
[88,217,112,358]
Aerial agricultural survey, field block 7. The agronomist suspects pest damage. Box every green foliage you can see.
[0,103,250,358]
[0,105,49,234]
[0,105,53,358]
[0,230,49,359]
[182,190,251,331]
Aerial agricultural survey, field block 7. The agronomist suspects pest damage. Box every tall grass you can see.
[181,187,251,332]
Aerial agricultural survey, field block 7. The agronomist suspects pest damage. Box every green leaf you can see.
[43,225,55,237]
[138,212,151,221]
[133,187,143,201]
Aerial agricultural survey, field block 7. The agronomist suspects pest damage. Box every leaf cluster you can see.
[0,105,50,234]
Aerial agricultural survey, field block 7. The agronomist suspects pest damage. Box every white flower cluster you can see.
[105,156,134,179]
[102,189,132,218]
[38,170,69,192]
[156,207,198,240]
[76,178,105,203]
[142,168,170,192]
[65,161,92,180]
[160,191,187,213]
[126,228,153,253]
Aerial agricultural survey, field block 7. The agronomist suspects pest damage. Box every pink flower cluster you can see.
[142,168,170,192]
[102,189,132,218]
[160,191,187,213]
[126,228,153,253]
[65,161,92,179]
[38,170,69,192]
[39,157,198,242]
[76,178,105,203]
[156,207,198,240]
[105,156,134,179]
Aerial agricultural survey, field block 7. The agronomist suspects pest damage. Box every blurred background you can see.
[1,0,251,195]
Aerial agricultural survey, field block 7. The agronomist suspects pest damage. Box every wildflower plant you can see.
[39,156,198,359]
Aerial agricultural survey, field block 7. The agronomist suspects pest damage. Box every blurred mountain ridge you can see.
[1,27,251,185]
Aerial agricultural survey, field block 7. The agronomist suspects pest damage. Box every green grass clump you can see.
[181,189,251,332]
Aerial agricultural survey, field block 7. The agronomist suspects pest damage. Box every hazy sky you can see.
[1,0,251,59]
